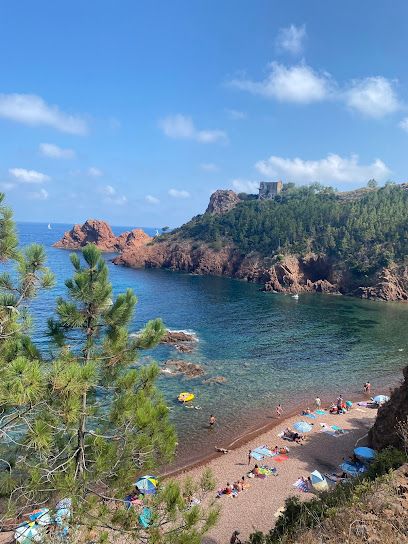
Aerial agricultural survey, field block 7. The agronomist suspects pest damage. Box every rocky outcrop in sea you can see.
[54,219,152,252]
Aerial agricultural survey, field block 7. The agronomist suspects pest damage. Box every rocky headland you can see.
[54,219,151,252]
[55,186,408,301]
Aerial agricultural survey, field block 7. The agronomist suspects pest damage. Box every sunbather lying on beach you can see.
[283,428,304,443]
[302,407,311,415]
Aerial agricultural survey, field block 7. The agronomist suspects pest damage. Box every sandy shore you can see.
[175,403,378,544]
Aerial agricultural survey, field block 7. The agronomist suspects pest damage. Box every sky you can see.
[1,0,408,227]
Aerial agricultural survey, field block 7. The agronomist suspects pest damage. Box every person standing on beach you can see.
[209,414,216,428]
[315,396,321,409]
[248,449,252,465]
[276,404,283,417]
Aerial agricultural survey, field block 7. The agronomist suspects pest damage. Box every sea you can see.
[14,222,408,468]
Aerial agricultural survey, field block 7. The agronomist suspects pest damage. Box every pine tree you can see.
[0,223,219,542]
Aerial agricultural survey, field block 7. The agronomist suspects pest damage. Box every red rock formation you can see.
[369,366,408,450]
[355,266,408,301]
[54,219,151,252]
[113,238,408,301]
[206,190,240,214]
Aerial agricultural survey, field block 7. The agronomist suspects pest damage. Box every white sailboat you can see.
[47,223,52,230]
[292,293,299,299]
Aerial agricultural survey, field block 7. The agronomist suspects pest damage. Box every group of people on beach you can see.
[218,476,247,496]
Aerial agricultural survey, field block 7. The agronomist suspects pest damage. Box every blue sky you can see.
[1,0,408,227]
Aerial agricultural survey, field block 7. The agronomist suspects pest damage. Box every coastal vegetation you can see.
[246,446,408,543]
[174,183,408,277]
[0,193,219,542]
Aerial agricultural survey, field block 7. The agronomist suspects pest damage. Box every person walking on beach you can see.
[315,396,321,409]
[276,404,283,417]
[248,449,252,465]
[209,414,216,428]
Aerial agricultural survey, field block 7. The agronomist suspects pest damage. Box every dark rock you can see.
[161,360,205,379]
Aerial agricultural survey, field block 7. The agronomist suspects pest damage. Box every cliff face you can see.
[54,219,152,252]
[113,238,408,300]
[369,366,408,450]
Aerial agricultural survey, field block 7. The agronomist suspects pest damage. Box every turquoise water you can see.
[14,222,408,466]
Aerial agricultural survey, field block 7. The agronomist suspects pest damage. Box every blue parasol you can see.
[354,447,376,462]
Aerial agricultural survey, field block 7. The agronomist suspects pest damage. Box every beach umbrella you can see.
[373,395,390,404]
[346,401,352,408]
[354,446,376,462]
[14,522,43,543]
[293,421,313,433]
[134,475,158,495]
[310,470,329,491]
[28,507,51,526]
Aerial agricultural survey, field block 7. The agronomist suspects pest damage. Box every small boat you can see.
[47,223,52,230]
[292,294,299,299]
[178,392,195,403]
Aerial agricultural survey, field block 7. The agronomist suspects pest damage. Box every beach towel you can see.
[250,451,264,461]
[139,507,152,529]
[256,447,275,457]
[315,409,326,415]
[331,425,349,435]
[274,454,289,462]
[250,446,275,460]
[304,413,317,419]
[293,479,309,492]
[259,466,277,476]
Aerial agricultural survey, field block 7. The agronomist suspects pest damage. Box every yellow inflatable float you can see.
[178,392,195,403]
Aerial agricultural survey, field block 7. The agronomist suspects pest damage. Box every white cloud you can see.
[168,188,190,199]
[230,62,332,103]
[200,162,219,172]
[255,153,391,183]
[225,109,247,120]
[29,188,49,200]
[345,77,400,118]
[145,194,160,204]
[231,179,259,193]
[0,93,87,134]
[399,117,408,132]
[9,168,50,184]
[88,167,103,177]
[159,114,227,144]
[100,184,127,205]
[276,24,307,55]
[39,142,75,159]
[102,184,116,196]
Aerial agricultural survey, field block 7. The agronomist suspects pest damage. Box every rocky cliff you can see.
[113,238,408,300]
[206,189,240,214]
[369,365,408,450]
[54,219,151,252]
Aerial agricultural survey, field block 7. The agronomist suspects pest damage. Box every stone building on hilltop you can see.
[258,180,283,200]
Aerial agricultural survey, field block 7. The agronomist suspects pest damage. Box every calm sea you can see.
[14,222,408,467]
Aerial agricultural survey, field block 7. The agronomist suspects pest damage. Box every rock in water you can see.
[54,219,151,252]
[161,360,205,379]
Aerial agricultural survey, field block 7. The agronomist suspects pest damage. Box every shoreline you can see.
[161,387,387,479]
